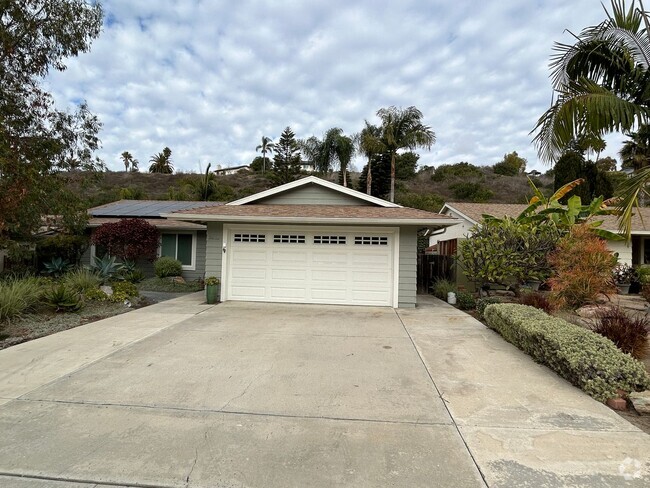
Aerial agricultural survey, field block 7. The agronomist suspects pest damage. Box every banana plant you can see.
[483,177,624,240]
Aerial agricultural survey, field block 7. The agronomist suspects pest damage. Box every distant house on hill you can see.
[214,165,250,176]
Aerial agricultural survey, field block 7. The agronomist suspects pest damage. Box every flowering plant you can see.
[612,264,637,285]
[205,276,220,286]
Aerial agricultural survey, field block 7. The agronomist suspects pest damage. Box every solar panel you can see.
[90,200,224,217]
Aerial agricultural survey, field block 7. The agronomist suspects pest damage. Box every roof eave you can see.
[161,213,459,227]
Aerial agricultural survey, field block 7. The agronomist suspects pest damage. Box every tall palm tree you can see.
[120,151,135,172]
[298,136,323,172]
[256,136,275,174]
[620,124,650,169]
[320,128,355,187]
[532,0,650,238]
[149,147,174,174]
[376,106,435,202]
[356,121,384,195]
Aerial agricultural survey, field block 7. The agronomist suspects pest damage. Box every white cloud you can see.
[46,0,629,173]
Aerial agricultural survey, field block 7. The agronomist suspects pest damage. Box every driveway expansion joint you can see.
[14,397,455,427]
[394,308,490,487]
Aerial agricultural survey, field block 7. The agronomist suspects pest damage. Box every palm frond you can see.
[615,165,650,238]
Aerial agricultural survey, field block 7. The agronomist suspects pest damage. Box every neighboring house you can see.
[214,165,250,175]
[82,200,224,281]
[431,202,648,268]
[164,176,457,308]
[300,161,316,173]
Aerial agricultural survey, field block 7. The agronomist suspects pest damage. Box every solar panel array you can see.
[90,200,224,217]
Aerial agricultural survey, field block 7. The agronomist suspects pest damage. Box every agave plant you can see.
[44,284,83,313]
[92,255,124,284]
[43,257,71,277]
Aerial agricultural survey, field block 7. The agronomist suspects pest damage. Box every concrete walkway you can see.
[0,294,647,487]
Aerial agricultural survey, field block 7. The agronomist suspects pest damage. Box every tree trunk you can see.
[366,158,372,195]
[342,164,347,187]
[390,153,396,202]
[263,152,266,174]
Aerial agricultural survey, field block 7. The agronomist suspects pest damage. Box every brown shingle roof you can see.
[168,204,454,224]
[88,217,206,231]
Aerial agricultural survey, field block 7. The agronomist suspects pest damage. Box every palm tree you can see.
[356,121,384,195]
[256,136,275,174]
[620,124,650,170]
[376,106,435,202]
[298,136,323,172]
[319,128,355,187]
[532,0,650,238]
[120,151,136,172]
[149,147,174,174]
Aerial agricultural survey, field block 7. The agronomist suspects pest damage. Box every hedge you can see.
[483,303,650,402]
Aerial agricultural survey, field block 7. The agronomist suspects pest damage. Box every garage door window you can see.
[354,236,388,246]
[314,235,346,244]
[274,234,305,244]
[234,233,265,243]
[161,233,194,267]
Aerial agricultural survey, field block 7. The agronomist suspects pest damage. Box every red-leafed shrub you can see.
[547,225,617,309]
[91,218,160,261]
[519,291,555,313]
[592,307,649,360]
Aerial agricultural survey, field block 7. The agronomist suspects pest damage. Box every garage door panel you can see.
[270,287,307,299]
[227,227,394,307]
[271,269,307,280]
[231,268,267,280]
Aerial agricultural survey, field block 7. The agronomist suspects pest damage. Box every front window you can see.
[161,233,194,267]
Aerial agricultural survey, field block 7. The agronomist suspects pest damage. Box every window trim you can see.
[159,231,197,271]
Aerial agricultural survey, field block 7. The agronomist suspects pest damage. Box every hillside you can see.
[69,166,554,212]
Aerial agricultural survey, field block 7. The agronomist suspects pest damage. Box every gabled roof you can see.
[442,201,650,234]
[441,202,528,225]
[227,175,400,208]
[163,204,457,226]
[89,200,225,218]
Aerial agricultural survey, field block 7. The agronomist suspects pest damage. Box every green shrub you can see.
[636,265,650,285]
[92,255,124,284]
[449,182,493,202]
[432,279,456,300]
[111,281,139,298]
[43,284,83,312]
[476,297,500,319]
[591,307,649,360]
[122,269,145,283]
[109,291,130,303]
[85,288,109,301]
[456,291,476,310]
[0,277,42,322]
[432,162,483,182]
[137,277,204,293]
[63,268,100,294]
[484,303,650,402]
[154,256,182,278]
[43,257,72,277]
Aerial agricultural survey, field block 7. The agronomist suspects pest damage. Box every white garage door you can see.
[225,226,396,306]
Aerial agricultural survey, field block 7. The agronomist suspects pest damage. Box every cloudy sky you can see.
[46,0,626,173]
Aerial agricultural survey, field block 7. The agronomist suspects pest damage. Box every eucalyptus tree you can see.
[356,122,384,194]
[376,106,435,202]
[0,0,103,244]
[255,136,275,174]
[149,147,174,174]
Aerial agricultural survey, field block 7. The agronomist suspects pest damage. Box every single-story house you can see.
[214,165,250,176]
[163,176,458,308]
[430,202,650,268]
[82,200,224,280]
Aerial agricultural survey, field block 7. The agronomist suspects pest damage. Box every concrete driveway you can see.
[0,294,648,487]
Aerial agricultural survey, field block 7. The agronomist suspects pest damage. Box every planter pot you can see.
[206,284,220,304]
[616,283,631,295]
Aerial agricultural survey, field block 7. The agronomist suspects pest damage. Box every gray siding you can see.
[205,222,224,280]
[257,184,373,206]
[398,226,418,308]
